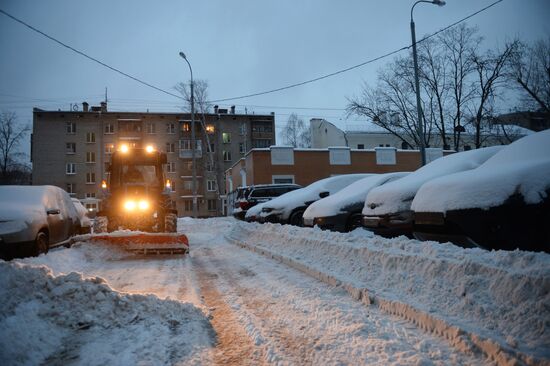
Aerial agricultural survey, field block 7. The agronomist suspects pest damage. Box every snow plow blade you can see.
[75,233,189,255]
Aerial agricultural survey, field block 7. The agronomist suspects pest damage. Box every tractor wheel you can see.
[33,231,49,256]
[93,216,108,233]
[165,213,178,233]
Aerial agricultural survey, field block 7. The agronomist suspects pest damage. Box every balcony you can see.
[179,149,202,159]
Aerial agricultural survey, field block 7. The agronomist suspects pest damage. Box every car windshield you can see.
[122,165,158,186]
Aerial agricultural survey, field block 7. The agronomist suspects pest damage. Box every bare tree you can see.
[439,24,479,150]
[510,38,550,112]
[281,113,310,147]
[348,56,430,149]
[175,80,221,211]
[0,111,30,182]
[469,40,519,148]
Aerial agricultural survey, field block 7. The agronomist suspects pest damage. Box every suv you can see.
[233,184,301,220]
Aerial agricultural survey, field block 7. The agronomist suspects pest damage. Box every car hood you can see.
[304,173,409,220]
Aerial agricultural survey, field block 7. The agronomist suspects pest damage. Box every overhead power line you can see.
[1,0,503,104]
[208,0,504,103]
[0,9,184,101]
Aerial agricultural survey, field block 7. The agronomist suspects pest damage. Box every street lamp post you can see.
[179,51,197,218]
[410,0,445,166]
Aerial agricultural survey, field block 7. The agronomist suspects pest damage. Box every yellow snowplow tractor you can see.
[94,145,179,236]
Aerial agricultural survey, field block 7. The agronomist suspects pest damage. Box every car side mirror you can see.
[47,209,61,215]
[319,191,330,199]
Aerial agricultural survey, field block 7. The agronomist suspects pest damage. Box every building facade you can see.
[310,118,530,151]
[31,102,275,217]
[225,145,452,193]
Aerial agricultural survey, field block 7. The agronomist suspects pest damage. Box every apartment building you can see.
[31,102,275,217]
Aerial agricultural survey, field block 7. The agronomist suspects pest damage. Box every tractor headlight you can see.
[138,200,149,210]
[124,200,136,211]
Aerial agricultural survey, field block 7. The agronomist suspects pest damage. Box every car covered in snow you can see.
[0,185,81,259]
[71,198,92,234]
[233,184,302,220]
[412,130,550,252]
[303,172,408,232]
[258,174,371,226]
[362,146,504,238]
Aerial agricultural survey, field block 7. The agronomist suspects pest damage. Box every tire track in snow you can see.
[190,248,265,366]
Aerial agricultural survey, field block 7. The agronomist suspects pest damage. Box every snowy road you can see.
[3,217,548,365]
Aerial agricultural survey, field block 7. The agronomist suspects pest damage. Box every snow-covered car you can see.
[303,172,408,232]
[244,200,268,222]
[259,174,371,226]
[0,185,81,259]
[71,198,92,234]
[412,130,550,252]
[362,146,504,238]
[234,184,302,220]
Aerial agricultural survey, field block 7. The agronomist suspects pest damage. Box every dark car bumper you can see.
[232,210,247,221]
[362,211,414,238]
[304,214,349,232]
[261,213,285,224]
[413,196,550,252]
[0,237,36,260]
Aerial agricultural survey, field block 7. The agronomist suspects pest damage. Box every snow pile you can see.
[413,129,550,213]
[228,222,550,361]
[0,261,212,366]
[304,173,408,219]
[363,146,503,216]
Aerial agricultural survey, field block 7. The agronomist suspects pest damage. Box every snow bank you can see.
[363,146,503,216]
[228,222,550,363]
[0,261,212,366]
[412,130,550,213]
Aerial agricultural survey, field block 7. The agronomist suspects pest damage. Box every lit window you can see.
[222,132,231,143]
[105,143,114,154]
[182,123,190,132]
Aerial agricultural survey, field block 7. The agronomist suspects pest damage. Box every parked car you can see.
[231,186,252,220]
[71,198,92,234]
[233,184,302,220]
[259,174,371,226]
[303,172,408,232]
[412,130,550,252]
[362,146,504,238]
[0,185,81,259]
[244,200,269,223]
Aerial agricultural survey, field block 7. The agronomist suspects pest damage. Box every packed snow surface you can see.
[260,174,370,219]
[229,221,550,362]
[2,217,549,365]
[412,129,550,212]
[363,146,503,216]
[303,172,408,219]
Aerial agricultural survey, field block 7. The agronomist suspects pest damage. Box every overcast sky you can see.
[1,0,549,157]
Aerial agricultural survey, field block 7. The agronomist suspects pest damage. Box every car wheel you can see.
[165,213,177,233]
[289,210,305,227]
[346,214,363,232]
[34,231,49,256]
